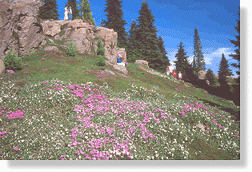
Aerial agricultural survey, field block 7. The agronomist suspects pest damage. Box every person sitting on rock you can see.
[117,55,125,67]
[64,5,69,20]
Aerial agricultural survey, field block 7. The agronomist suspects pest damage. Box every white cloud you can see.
[203,47,234,65]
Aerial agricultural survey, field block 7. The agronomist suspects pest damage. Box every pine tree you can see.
[136,2,164,71]
[193,28,205,70]
[174,42,192,80]
[39,0,59,20]
[158,36,170,70]
[230,11,240,80]
[218,54,232,87]
[192,56,196,70]
[127,20,141,63]
[68,0,79,20]
[229,9,240,106]
[79,0,95,25]
[206,69,217,87]
[104,0,128,48]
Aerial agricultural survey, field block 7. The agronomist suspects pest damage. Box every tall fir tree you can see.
[79,0,95,25]
[39,0,59,20]
[218,54,232,87]
[193,28,205,70]
[127,20,141,63]
[174,42,192,80]
[158,36,170,71]
[229,9,240,105]
[136,2,164,72]
[68,0,79,20]
[230,11,240,80]
[104,0,128,48]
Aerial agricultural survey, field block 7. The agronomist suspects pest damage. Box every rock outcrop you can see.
[198,70,207,80]
[135,60,149,68]
[0,0,45,57]
[0,59,5,75]
[0,0,127,66]
[41,19,126,64]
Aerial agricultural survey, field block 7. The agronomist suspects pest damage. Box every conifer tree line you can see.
[103,1,170,72]
[37,0,239,105]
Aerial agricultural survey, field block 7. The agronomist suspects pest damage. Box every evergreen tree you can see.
[136,2,164,72]
[127,20,141,63]
[104,0,128,48]
[174,42,192,80]
[218,54,232,87]
[39,0,59,20]
[157,36,170,71]
[79,0,95,25]
[230,12,240,79]
[193,28,205,70]
[229,9,240,106]
[206,69,217,87]
[192,56,197,70]
[68,0,79,20]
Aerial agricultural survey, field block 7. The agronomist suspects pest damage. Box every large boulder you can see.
[0,0,45,58]
[135,60,149,67]
[0,58,5,75]
[113,64,128,75]
[40,19,127,65]
[44,46,59,54]
[198,70,207,80]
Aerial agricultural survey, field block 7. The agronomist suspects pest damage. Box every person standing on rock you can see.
[64,5,69,20]
[69,6,73,20]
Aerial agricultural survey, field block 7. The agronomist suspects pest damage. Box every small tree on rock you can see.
[79,0,95,25]
[39,0,59,20]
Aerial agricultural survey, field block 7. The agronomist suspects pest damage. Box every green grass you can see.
[0,51,240,160]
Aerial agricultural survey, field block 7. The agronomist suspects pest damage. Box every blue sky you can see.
[56,0,240,75]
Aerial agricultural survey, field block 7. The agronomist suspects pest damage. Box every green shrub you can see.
[66,42,77,57]
[96,55,106,66]
[97,40,105,56]
[3,50,22,71]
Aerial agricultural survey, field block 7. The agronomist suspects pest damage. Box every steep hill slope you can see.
[0,49,240,160]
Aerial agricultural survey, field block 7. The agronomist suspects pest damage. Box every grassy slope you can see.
[0,50,240,160]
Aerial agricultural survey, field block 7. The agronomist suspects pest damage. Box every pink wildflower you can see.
[41,58,46,61]
[5,110,24,119]
[180,111,186,116]
[211,119,217,124]
[41,81,48,85]
[7,70,15,74]
[13,147,19,151]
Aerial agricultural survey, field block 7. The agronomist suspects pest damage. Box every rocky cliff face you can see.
[0,0,126,65]
[0,0,45,58]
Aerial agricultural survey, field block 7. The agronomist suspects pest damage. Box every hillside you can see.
[0,0,240,161]
[0,47,240,160]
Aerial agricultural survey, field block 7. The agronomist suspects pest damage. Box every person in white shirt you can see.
[166,64,173,75]
[64,5,69,20]
[178,71,182,80]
